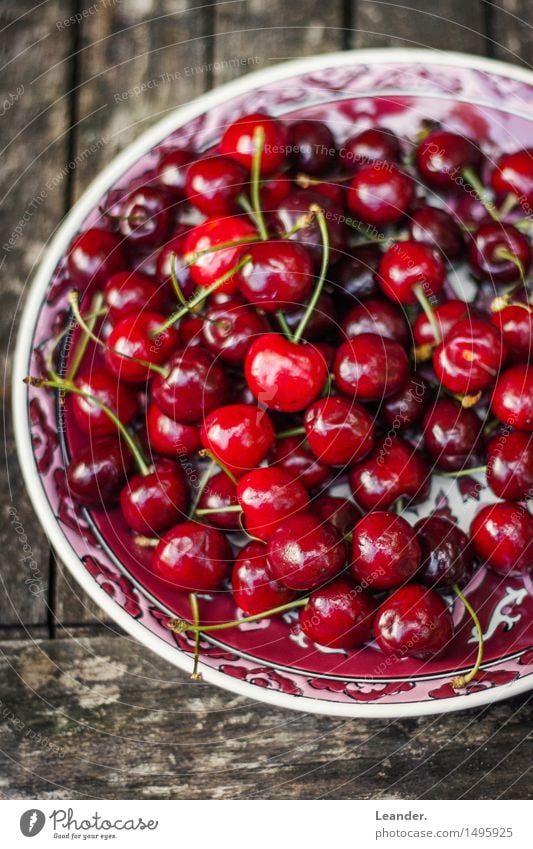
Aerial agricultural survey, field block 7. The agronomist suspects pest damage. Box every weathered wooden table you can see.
[1,0,532,799]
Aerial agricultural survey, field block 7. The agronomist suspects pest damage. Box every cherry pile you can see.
[29,112,533,685]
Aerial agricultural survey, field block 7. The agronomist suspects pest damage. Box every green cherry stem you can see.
[292,205,330,344]
[442,465,486,478]
[198,449,238,486]
[169,252,189,308]
[251,126,269,240]
[194,505,242,516]
[168,596,308,634]
[67,291,104,381]
[276,310,293,340]
[494,246,526,283]
[451,584,484,689]
[275,426,305,440]
[188,459,216,519]
[189,593,203,680]
[498,193,519,218]
[413,284,441,344]
[184,234,261,266]
[461,167,500,223]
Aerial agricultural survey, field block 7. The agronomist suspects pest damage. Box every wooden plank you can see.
[491,1,533,64]
[0,1,73,630]
[0,635,531,799]
[349,0,486,53]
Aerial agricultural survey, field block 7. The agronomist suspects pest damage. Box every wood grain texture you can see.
[490,1,533,64]
[0,636,531,800]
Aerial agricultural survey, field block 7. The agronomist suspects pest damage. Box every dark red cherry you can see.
[245,333,328,413]
[374,584,454,658]
[281,292,337,341]
[151,347,231,423]
[416,130,483,189]
[378,240,446,304]
[155,226,195,298]
[334,333,409,400]
[67,228,126,292]
[260,173,292,210]
[66,438,132,507]
[104,271,167,323]
[487,430,533,501]
[490,148,533,206]
[201,299,269,364]
[468,223,531,284]
[153,521,232,591]
[339,127,401,172]
[120,459,189,534]
[470,502,533,576]
[272,436,331,491]
[349,437,430,512]
[232,541,298,615]
[491,364,533,431]
[379,376,430,429]
[329,245,381,302]
[351,511,420,590]
[413,298,471,350]
[287,119,336,175]
[200,403,275,476]
[266,513,345,591]
[197,471,240,531]
[453,194,492,230]
[310,496,360,537]
[71,369,137,437]
[104,312,179,383]
[299,577,376,649]
[433,318,505,395]
[304,395,375,466]
[220,111,288,175]
[237,240,314,312]
[409,204,464,260]
[184,216,258,294]
[118,185,171,249]
[270,190,347,266]
[145,402,200,457]
[236,466,309,541]
[422,397,483,471]
[490,304,533,364]
[156,148,193,196]
[298,177,344,207]
[347,162,414,225]
[415,515,475,588]
[341,297,409,346]
[184,155,247,215]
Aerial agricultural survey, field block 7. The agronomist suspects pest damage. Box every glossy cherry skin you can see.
[422,397,483,472]
[118,185,171,249]
[334,333,409,401]
[339,127,401,172]
[453,194,492,230]
[151,347,231,423]
[67,228,126,292]
[374,584,454,658]
[197,471,240,531]
[155,226,195,297]
[378,240,446,304]
[281,292,337,341]
[490,148,533,206]
[351,511,420,590]
[152,522,232,591]
[468,223,531,284]
[145,402,200,457]
[470,502,533,576]
[287,119,336,175]
[379,376,430,429]
[490,304,533,364]
[120,459,189,534]
[104,271,167,324]
[416,130,483,189]
[236,466,309,541]
[245,333,328,413]
[433,318,505,395]
[156,148,193,196]
[201,299,269,364]
[237,240,314,312]
[341,297,409,346]
[200,403,275,476]
[304,395,375,466]
[349,437,430,512]
[413,298,470,350]
[184,155,247,216]
[260,173,292,210]
[272,436,331,491]
[105,312,179,383]
[66,439,132,507]
[409,204,464,260]
[232,541,298,615]
[486,430,533,500]
[270,190,347,266]
[330,245,381,302]
[310,496,360,537]
[299,577,376,649]
[71,369,138,437]
[347,162,414,225]
[266,513,345,591]
[491,364,533,431]
[184,216,258,294]
[414,516,474,588]
[220,111,288,175]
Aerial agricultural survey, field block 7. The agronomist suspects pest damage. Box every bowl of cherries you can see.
[14,49,533,717]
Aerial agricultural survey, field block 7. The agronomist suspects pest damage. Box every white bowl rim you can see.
[13,47,533,718]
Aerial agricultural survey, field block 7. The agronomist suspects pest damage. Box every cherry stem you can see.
[167,596,308,634]
[169,252,188,308]
[24,376,150,476]
[134,535,159,547]
[461,167,500,223]
[443,465,486,478]
[394,498,404,514]
[292,205,330,344]
[276,426,305,439]
[45,299,106,383]
[184,234,260,266]
[451,584,484,689]
[494,246,526,283]
[251,126,269,240]
[281,210,316,240]
[498,193,519,218]
[189,593,203,680]
[67,291,104,381]
[198,449,238,485]
[237,193,262,231]
[188,459,216,519]
[276,310,293,340]
[413,284,440,344]
[194,505,242,516]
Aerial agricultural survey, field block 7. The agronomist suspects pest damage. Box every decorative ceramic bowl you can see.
[13,49,533,717]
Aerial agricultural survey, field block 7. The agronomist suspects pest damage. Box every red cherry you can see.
[470,502,533,576]
[299,577,376,649]
[287,119,336,175]
[220,112,288,175]
[71,369,137,437]
[179,314,205,348]
[232,541,298,615]
[184,155,247,215]
[281,292,337,342]
[490,304,533,364]
[201,299,269,364]
[330,245,381,302]
[468,223,531,284]
[270,190,347,266]
[236,466,309,541]
[272,436,331,491]
[67,228,126,292]
[156,148,193,196]
[341,297,410,346]
[200,403,275,475]
[491,363,533,431]
[184,216,258,294]
[349,437,430,511]
[259,173,292,209]
[120,459,189,534]
[155,226,196,297]
[66,438,132,507]
[379,376,431,429]
[245,333,328,413]
[310,496,360,537]
[413,298,470,349]
[118,185,171,249]
[151,348,231,423]
[490,148,533,206]
[145,403,200,457]
[339,127,401,172]
[104,271,167,324]
[487,430,533,501]
[266,513,345,591]
[153,522,232,591]
[334,333,409,400]
[304,395,375,465]
[416,130,483,189]
[433,318,505,395]
[378,240,446,304]
[422,397,483,471]
[409,204,464,260]
[453,194,492,230]
[105,312,179,383]
[347,162,414,225]
[197,471,240,531]
[415,516,475,588]
[237,240,314,312]
[374,584,454,658]
[351,511,420,590]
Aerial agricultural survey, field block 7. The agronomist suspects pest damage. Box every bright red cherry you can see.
[155,226,195,298]
[184,155,247,215]
[378,240,446,304]
[490,148,533,206]
[341,297,409,346]
[304,395,375,465]
[409,204,464,260]
[71,369,137,437]
[330,245,381,302]
[413,299,471,350]
[156,148,193,196]
[236,466,309,541]
[259,173,292,209]
[105,312,179,383]
[67,228,126,292]
[200,403,275,476]
[470,502,533,576]
[339,127,401,172]
[379,376,431,429]
[220,112,288,175]
[491,364,533,431]
[201,299,269,364]
[232,541,298,615]
[347,162,414,225]
[416,130,483,189]
[153,522,232,591]
[66,438,132,507]
[272,436,331,491]
[468,223,531,284]
[145,402,200,457]
[237,240,314,312]
[266,513,346,591]
[184,216,258,294]
[490,304,533,364]
[334,333,409,400]
[433,318,505,395]
[487,430,533,501]
[270,190,347,266]
[197,471,240,531]
[104,271,167,324]
[422,397,483,471]
[299,577,376,649]
[374,584,454,658]
[118,185,171,249]
[151,347,232,423]
[120,459,189,534]
[287,119,337,175]
[245,333,328,413]
[351,511,421,590]
[349,437,430,512]
[415,516,475,588]
[310,496,360,537]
